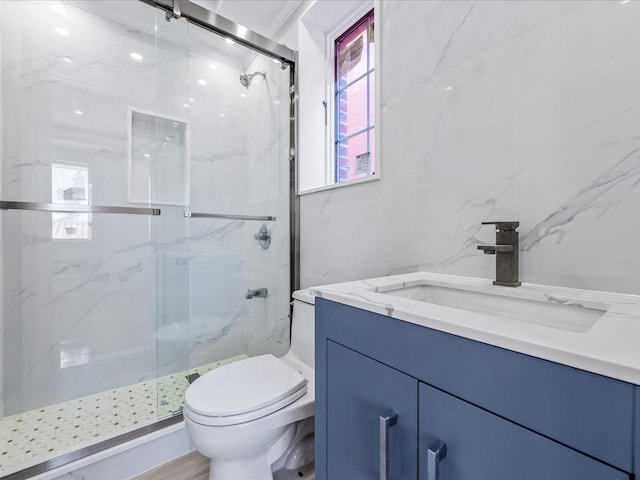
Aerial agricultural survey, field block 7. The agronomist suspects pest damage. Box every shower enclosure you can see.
[0,0,297,476]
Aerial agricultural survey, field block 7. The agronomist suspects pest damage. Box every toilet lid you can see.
[185,354,307,417]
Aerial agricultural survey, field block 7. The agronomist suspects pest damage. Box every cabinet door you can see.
[326,340,418,480]
[418,383,630,480]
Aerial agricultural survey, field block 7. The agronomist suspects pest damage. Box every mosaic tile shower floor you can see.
[0,355,247,475]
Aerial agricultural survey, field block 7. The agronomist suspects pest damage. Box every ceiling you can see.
[67,0,304,70]
[191,0,304,39]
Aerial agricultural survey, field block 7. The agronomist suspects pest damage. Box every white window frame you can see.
[331,8,375,184]
[296,0,380,195]
[325,5,373,186]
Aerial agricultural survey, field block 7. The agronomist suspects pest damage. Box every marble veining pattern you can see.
[300,0,640,295]
[432,1,477,75]
[521,146,640,251]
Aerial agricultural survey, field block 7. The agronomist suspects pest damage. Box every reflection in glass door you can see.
[0,1,167,473]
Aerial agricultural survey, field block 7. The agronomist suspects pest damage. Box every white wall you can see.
[297,13,329,191]
[300,0,640,295]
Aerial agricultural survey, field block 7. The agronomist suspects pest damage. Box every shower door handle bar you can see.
[185,211,276,221]
[0,201,161,216]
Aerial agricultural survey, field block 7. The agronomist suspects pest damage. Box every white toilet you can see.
[184,290,315,480]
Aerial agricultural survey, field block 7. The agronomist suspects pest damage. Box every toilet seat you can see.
[185,386,307,426]
[184,354,308,427]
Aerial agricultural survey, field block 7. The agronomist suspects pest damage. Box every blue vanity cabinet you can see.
[418,383,629,480]
[325,340,418,480]
[315,297,636,480]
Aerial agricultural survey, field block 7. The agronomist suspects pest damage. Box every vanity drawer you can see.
[318,298,634,472]
[419,383,630,480]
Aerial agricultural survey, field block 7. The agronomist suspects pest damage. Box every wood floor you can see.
[131,450,209,480]
[130,449,315,480]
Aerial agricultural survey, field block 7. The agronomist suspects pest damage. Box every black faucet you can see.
[477,221,521,287]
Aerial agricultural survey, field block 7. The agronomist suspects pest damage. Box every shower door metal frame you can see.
[139,0,300,292]
[138,0,296,64]
[2,1,299,478]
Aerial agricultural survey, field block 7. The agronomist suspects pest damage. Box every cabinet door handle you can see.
[427,440,447,480]
[379,410,398,480]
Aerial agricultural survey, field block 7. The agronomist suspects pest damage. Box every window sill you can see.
[298,175,380,196]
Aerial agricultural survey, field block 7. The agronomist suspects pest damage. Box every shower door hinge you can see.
[172,0,182,19]
[165,0,182,21]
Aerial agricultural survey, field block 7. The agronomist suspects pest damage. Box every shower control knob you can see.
[254,224,272,249]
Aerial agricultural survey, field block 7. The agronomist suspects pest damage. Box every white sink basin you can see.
[379,283,606,333]
[311,271,640,384]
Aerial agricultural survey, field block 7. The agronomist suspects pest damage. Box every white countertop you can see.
[310,272,640,385]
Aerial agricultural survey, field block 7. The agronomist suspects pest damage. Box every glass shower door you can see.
[181,23,293,385]
[0,0,294,475]
[0,1,187,473]
[153,12,191,418]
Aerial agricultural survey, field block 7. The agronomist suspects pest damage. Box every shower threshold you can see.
[0,354,247,478]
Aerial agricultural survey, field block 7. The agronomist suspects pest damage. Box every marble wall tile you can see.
[301,0,640,295]
[2,210,157,413]
[242,54,292,358]
[379,0,593,101]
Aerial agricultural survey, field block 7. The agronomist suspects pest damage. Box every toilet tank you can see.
[289,289,315,369]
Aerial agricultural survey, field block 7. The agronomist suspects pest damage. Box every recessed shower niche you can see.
[128,109,189,205]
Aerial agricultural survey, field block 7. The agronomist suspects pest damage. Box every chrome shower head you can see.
[240,73,250,89]
[239,71,267,89]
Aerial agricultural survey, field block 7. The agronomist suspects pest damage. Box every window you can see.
[334,10,374,183]
[51,163,91,240]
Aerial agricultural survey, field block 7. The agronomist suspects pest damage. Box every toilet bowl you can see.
[184,290,315,480]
